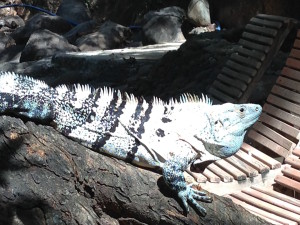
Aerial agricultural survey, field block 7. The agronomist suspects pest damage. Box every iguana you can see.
[0,71,262,216]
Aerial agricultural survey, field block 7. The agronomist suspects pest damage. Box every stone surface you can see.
[0,33,16,52]
[142,6,186,44]
[20,29,78,62]
[187,0,211,26]
[75,20,132,51]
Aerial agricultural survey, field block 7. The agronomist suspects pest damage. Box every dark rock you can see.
[0,15,24,30]
[20,29,79,62]
[75,20,132,51]
[56,0,91,25]
[10,13,73,44]
[0,33,15,52]
[142,6,186,44]
[187,0,211,26]
[64,20,99,44]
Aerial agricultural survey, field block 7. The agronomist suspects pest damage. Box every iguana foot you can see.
[178,184,212,216]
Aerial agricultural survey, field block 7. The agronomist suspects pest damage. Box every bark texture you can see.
[0,115,270,225]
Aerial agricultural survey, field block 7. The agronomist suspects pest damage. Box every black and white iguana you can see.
[0,71,262,216]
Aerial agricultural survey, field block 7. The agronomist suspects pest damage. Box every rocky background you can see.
[0,0,299,224]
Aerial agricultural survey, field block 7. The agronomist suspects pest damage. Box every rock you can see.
[10,13,73,44]
[75,20,132,51]
[20,29,79,62]
[56,0,91,25]
[0,15,24,29]
[187,0,211,26]
[142,6,186,44]
[0,33,15,52]
[64,20,99,44]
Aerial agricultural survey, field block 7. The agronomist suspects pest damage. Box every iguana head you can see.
[196,103,262,158]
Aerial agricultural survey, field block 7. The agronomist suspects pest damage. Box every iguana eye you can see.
[240,107,245,113]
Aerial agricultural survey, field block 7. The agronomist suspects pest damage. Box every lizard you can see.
[0,71,262,216]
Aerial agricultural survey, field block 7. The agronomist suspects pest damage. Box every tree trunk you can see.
[0,115,270,225]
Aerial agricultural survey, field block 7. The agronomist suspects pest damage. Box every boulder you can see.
[0,33,16,52]
[187,0,211,26]
[142,6,186,44]
[20,29,79,62]
[75,20,132,51]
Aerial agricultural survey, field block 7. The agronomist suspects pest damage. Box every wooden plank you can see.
[282,166,300,182]
[225,155,258,177]
[241,143,282,169]
[259,112,300,140]
[250,17,282,29]
[212,80,243,98]
[267,94,300,115]
[293,147,300,157]
[242,188,300,215]
[202,168,221,183]
[207,163,234,183]
[252,186,300,208]
[230,53,262,69]
[286,57,300,70]
[245,24,278,37]
[285,156,300,169]
[275,175,300,193]
[221,67,252,83]
[252,122,296,151]
[239,39,270,53]
[229,195,297,225]
[294,39,300,49]
[217,74,248,91]
[214,159,247,181]
[290,48,300,60]
[281,67,300,82]
[208,87,237,103]
[247,130,290,158]
[242,32,274,45]
[235,150,270,173]
[226,60,257,77]
[230,191,300,223]
[187,170,207,183]
[236,47,266,62]
[276,76,300,92]
[271,85,300,104]
[263,103,300,127]
[256,14,292,23]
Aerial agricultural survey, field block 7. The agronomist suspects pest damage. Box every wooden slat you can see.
[229,195,297,225]
[230,191,300,223]
[236,47,266,61]
[242,188,300,214]
[263,103,300,127]
[188,170,207,183]
[214,159,247,181]
[259,112,300,140]
[207,163,234,183]
[245,24,278,37]
[250,17,282,29]
[294,39,300,49]
[282,166,300,182]
[235,150,270,173]
[239,39,270,53]
[212,80,243,98]
[281,67,300,82]
[256,14,292,23]
[241,143,282,169]
[267,94,300,115]
[252,122,296,151]
[271,85,300,104]
[221,67,252,83]
[290,48,300,60]
[208,87,237,103]
[293,147,300,157]
[217,74,248,91]
[285,156,300,169]
[230,53,262,69]
[276,76,300,92]
[225,155,258,177]
[202,168,221,183]
[275,175,300,193]
[226,60,257,77]
[286,57,300,70]
[247,130,290,158]
[252,186,300,208]
[242,32,274,45]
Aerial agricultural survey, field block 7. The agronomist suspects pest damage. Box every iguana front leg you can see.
[162,155,212,216]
